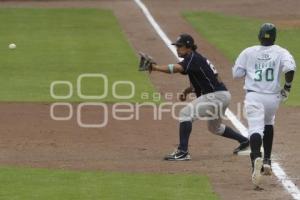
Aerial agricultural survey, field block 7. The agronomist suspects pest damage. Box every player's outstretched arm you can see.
[151,64,184,74]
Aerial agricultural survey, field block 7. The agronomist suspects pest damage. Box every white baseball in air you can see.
[9,43,16,49]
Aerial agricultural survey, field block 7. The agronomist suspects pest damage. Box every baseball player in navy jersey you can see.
[146,34,249,161]
[233,23,296,188]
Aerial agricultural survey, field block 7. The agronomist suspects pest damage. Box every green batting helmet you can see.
[258,23,276,46]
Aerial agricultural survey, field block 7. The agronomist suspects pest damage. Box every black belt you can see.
[247,90,255,93]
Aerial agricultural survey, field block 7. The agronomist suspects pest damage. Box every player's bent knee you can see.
[208,123,225,135]
[265,118,275,126]
[249,130,264,138]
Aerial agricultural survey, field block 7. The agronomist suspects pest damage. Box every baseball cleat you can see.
[262,159,272,176]
[233,140,250,155]
[252,157,263,187]
[164,149,191,161]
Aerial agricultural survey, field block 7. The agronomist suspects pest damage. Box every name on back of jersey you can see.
[255,60,275,70]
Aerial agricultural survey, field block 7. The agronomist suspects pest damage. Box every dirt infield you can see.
[0,1,299,200]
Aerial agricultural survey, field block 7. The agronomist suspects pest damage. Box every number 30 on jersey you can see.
[254,68,274,81]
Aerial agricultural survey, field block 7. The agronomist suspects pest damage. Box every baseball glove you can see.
[138,52,156,71]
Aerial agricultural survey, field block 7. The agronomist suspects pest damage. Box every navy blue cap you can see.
[172,34,195,47]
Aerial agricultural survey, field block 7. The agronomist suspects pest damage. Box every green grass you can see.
[0,167,219,200]
[183,12,300,106]
[0,8,156,102]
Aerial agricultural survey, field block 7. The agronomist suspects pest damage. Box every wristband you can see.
[168,64,174,74]
[284,83,292,90]
[285,82,292,86]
